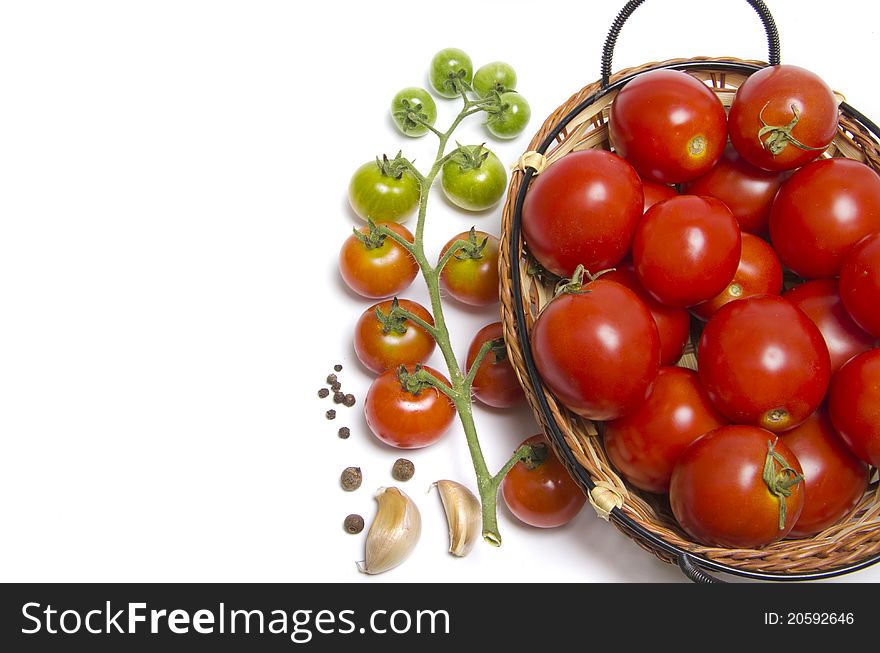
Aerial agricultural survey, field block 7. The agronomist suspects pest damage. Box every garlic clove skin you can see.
[356,486,421,575]
[435,480,481,557]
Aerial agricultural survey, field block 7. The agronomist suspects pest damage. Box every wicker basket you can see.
[498,0,880,581]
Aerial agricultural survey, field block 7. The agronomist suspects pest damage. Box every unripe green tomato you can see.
[473,61,517,97]
[348,161,420,223]
[486,92,531,139]
[390,87,437,137]
[429,48,473,99]
[441,145,508,212]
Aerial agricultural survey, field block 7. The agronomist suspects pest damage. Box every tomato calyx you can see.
[392,99,433,135]
[352,219,389,250]
[375,151,414,181]
[396,364,433,397]
[553,264,615,297]
[762,438,806,530]
[451,227,489,261]
[518,442,545,471]
[375,297,411,335]
[758,103,827,156]
[488,337,508,364]
[450,143,491,172]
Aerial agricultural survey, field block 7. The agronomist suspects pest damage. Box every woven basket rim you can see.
[498,55,880,581]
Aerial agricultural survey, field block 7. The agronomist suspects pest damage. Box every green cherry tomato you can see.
[391,87,437,138]
[473,61,517,97]
[440,144,508,212]
[429,48,473,99]
[486,92,531,139]
[348,155,421,223]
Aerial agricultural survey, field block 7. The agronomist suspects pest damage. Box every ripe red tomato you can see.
[353,298,435,374]
[781,410,869,538]
[501,434,586,528]
[698,295,831,432]
[728,65,838,172]
[531,277,660,421]
[521,149,643,277]
[465,322,525,409]
[609,69,727,183]
[633,195,741,308]
[642,180,677,212]
[602,262,690,365]
[828,350,880,467]
[670,425,805,548]
[783,279,877,374]
[839,232,880,337]
[604,367,727,494]
[691,233,783,321]
[364,365,456,449]
[338,222,418,299]
[438,229,499,306]
[683,145,786,234]
[769,158,880,278]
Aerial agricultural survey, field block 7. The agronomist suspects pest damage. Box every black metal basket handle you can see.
[600,0,781,87]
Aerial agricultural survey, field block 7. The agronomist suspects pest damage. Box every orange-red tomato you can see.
[465,322,524,409]
[839,232,880,337]
[339,222,418,299]
[353,299,435,374]
[828,350,880,467]
[438,230,500,306]
[641,180,677,212]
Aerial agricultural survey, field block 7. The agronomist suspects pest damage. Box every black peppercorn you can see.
[317,388,330,398]
[326,409,336,420]
[343,394,356,407]
[331,381,342,392]
[334,364,343,372]
[326,373,338,385]
[338,427,351,439]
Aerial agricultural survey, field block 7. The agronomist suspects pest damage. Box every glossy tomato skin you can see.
[501,434,586,528]
[364,365,456,449]
[609,69,727,183]
[783,279,877,374]
[828,350,880,467]
[781,410,869,537]
[728,65,838,172]
[603,263,690,365]
[353,299,435,374]
[692,232,783,321]
[641,180,677,212]
[605,367,727,493]
[465,322,524,409]
[440,145,507,212]
[683,145,786,234]
[698,295,831,432]
[531,279,660,421]
[339,223,418,299]
[348,161,420,223]
[438,231,500,306]
[769,158,880,278]
[670,425,805,548]
[633,195,741,308]
[840,232,880,337]
[521,149,643,278]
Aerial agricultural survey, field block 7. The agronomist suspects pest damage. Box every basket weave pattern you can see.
[499,56,880,574]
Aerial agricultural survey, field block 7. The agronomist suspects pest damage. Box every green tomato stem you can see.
[463,338,495,389]
[435,239,471,275]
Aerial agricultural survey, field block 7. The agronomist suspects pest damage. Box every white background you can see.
[1,0,878,583]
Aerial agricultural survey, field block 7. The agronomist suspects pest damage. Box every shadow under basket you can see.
[498,54,880,581]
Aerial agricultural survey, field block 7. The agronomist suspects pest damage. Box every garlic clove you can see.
[356,486,421,575]
[435,480,481,557]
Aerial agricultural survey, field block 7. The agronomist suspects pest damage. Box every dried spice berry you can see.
[334,364,343,372]
[331,381,342,392]
[341,466,363,491]
[344,514,364,534]
[391,458,415,482]
[343,394,356,407]
[326,373,338,385]
[333,391,345,404]
[317,388,329,398]
[326,409,337,420]
[338,426,351,439]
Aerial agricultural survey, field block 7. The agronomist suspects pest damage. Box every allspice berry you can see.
[391,458,415,482]
[340,466,362,491]
[344,514,364,534]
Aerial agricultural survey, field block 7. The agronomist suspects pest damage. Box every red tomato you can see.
[364,365,456,449]
[438,229,499,306]
[633,195,741,308]
[781,410,869,537]
[465,322,525,409]
[338,222,418,299]
[728,65,838,172]
[521,149,643,277]
[604,367,727,493]
[501,434,586,528]
[670,425,805,548]
[603,263,690,365]
[609,69,727,183]
[683,145,786,234]
[839,232,880,337]
[698,295,831,432]
[531,277,660,421]
[783,279,877,374]
[642,180,677,212]
[769,158,880,278]
[828,350,880,467]
[691,233,783,321]
[353,298,435,374]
